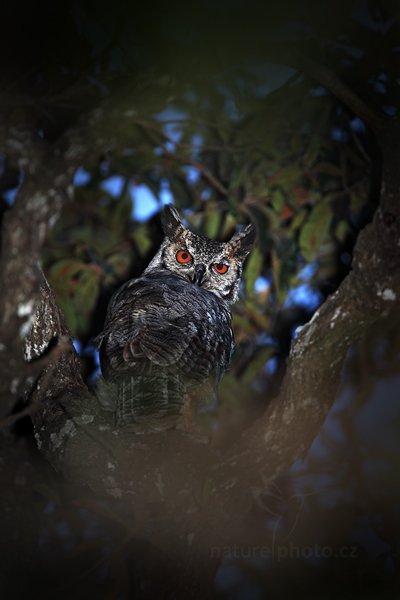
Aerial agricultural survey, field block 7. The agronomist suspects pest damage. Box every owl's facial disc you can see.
[160,232,239,300]
[145,207,255,304]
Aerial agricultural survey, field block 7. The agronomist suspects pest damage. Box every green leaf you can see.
[74,269,100,310]
[299,201,332,262]
[57,297,79,336]
[72,269,101,334]
[48,259,86,282]
[260,205,280,230]
[271,188,285,213]
[220,212,237,238]
[132,224,153,256]
[106,253,131,278]
[273,165,303,188]
[112,188,132,230]
[290,209,307,232]
[335,220,350,243]
[244,247,263,296]
[272,238,298,303]
[350,191,365,214]
[227,196,239,217]
[204,208,221,238]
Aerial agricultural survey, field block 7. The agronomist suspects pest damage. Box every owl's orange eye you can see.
[213,262,229,274]
[176,249,193,264]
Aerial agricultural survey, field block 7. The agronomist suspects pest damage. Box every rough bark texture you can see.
[214,198,400,507]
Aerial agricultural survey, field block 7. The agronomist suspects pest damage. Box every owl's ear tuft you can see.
[161,205,186,240]
[229,223,256,260]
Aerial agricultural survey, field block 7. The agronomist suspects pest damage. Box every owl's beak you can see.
[192,264,206,286]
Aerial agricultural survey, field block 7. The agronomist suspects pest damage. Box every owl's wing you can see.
[97,273,233,386]
[123,311,198,367]
[97,276,201,376]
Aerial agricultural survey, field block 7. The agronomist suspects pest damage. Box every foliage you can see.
[2,1,392,392]
[43,73,374,391]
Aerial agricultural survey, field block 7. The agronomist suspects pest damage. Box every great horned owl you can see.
[96,205,255,433]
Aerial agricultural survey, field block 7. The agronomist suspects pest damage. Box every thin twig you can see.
[163,150,228,196]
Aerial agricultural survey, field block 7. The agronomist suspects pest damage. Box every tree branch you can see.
[299,56,384,134]
[212,129,400,510]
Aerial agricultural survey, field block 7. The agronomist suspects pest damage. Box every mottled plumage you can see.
[96,205,255,433]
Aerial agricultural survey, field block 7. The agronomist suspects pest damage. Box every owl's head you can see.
[145,205,256,303]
